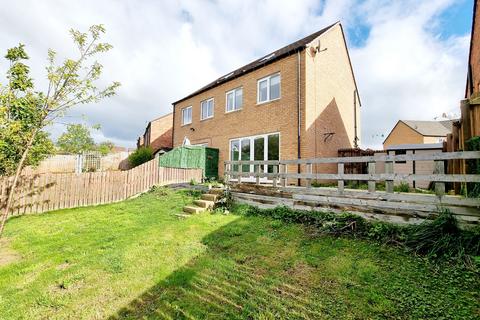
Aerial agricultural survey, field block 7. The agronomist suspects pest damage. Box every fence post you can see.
[224,163,229,184]
[385,161,394,193]
[338,163,344,194]
[281,164,287,187]
[255,165,260,185]
[306,163,312,188]
[434,160,445,197]
[272,165,278,188]
[368,162,376,193]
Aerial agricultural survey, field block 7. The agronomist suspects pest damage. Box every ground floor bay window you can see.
[229,133,279,181]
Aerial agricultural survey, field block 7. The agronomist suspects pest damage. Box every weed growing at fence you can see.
[234,204,480,268]
[311,180,425,193]
[213,187,234,214]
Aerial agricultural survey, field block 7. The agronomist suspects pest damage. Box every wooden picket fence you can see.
[0,158,203,216]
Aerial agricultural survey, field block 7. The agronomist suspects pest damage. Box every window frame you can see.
[257,73,281,104]
[200,98,214,120]
[225,87,243,113]
[229,132,280,182]
[181,106,192,126]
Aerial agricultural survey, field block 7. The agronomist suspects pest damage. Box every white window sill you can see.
[225,108,242,114]
[256,97,281,105]
[200,116,214,122]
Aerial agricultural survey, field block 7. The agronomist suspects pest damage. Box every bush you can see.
[128,147,153,167]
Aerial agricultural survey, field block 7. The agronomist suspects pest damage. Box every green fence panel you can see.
[158,146,219,179]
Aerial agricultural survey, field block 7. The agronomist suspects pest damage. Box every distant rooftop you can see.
[401,120,453,137]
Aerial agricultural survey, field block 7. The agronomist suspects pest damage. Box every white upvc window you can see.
[226,87,243,112]
[229,132,280,181]
[257,73,281,103]
[200,98,214,120]
[182,106,192,125]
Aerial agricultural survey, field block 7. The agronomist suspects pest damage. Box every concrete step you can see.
[194,199,215,208]
[208,188,225,195]
[183,205,205,214]
[201,194,219,201]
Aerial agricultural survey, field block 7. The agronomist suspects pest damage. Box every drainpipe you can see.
[297,50,301,186]
[171,104,175,148]
[353,89,358,148]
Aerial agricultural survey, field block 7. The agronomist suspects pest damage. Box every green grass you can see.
[0,188,478,319]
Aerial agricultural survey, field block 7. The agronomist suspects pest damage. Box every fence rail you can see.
[225,151,480,196]
[225,151,480,225]
[0,159,202,216]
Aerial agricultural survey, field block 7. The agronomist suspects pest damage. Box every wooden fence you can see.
[0,159,203,216]
[224,151,480,225]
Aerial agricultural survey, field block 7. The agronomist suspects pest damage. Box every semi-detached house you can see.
[172,22,361,180]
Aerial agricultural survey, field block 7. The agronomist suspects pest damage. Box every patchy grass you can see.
[0,188,478,319]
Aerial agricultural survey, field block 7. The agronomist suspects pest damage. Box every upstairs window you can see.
[182,106,192,125]
[257,73,281,103]
[201,98,214,120]
[226,87,243,112]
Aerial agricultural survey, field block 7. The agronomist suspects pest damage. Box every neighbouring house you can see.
[172,22,361,180]
[466,0,480,100]
[383,120,453,150]
[445,0,480,190]
[137,113,173,156]
[451,0,480,151]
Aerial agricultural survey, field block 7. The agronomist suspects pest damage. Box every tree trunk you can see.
[0,130,38,237]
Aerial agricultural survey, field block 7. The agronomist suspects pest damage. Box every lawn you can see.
[0,187,478,319]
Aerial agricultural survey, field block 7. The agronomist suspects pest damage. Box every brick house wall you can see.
[147,113,173,153]
[383,122,424,149]
[303,24,360,173]
[172,23,359,179]
[140,113,173,153]
[173,54,302,177]
[467,0,480,98]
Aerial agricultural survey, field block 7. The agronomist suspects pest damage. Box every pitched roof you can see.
[402,120,453,136]
[172,22,339,105]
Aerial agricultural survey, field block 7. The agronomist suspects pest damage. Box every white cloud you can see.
[0,0,470,149]
[350,0,469,148]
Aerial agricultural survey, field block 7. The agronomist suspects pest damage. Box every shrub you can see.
[128,147,153,167]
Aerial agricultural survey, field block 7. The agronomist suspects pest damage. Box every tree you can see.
[128,146,153,167]
[96,141,115,156]
[0,25,120,237]
[57,123,95,154]
[0,45,55,176]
